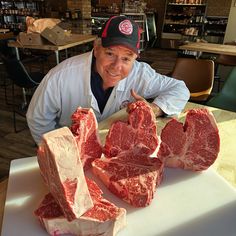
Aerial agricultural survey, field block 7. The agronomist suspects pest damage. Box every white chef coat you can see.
[26,50,190,144]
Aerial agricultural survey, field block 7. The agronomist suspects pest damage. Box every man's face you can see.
[93,44,137,90]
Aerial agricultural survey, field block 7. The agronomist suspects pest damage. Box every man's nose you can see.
[111,57,122,69]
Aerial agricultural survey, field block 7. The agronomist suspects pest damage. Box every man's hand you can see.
[130,89,164,117]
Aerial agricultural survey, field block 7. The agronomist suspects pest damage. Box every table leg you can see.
[55,50,59,65]
[65,49,68,59]
[15,47,20,60]
[14,47,27,106]
[196,51,202,59]
[22,88,27,108]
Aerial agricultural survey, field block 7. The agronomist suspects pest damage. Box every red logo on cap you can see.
[119,20,133,35]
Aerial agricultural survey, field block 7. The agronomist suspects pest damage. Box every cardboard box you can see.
[17,32,47,45]
[41,25,71,45]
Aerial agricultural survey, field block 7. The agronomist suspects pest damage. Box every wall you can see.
[224,0,236,42]
[44,0,66,17]
[46,0,91,34]
[206,0,231,16]
[146,0,166,47]
[95,0,122,7]
[218,0,236,80]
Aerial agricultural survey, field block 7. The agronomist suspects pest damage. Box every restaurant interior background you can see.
[0,0,236,180]
[1,1,236,233]
[1,0,235,69]
[1,0,235,44]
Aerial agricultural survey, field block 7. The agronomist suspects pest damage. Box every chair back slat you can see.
[2,57,39,89]
[171,57,214,102]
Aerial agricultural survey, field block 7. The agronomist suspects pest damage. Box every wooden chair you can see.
[1,56,44,132]
[207,66,236,112]
[171,57,214,102]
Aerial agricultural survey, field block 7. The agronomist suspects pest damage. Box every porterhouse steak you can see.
[35,178,126,236]
[103,101,159,158]
[157,108,220,171]
[92,152,164,207]
[92,101,163,207]
[37,127,93,221]
[71,107,102,170]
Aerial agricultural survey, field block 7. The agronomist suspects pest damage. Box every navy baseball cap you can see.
[100,16,141,55]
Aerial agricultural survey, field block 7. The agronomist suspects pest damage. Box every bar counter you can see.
[179,42,236,56]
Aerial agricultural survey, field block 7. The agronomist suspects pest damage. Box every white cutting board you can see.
[1,156,236,236]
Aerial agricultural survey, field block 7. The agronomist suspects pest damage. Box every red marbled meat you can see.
[37,127,93,221]
[92,152,164,207]
[103,101,159,157]
[157,108,220,171]
[34,178,126,236]
[71,107,102,170]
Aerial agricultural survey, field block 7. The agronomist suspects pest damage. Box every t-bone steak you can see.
[92,152,164,207]
[157,108,220,171]
[70,107,102,170]
[37,127,93,221]
[34,178,126,236]
[103,101,159,158]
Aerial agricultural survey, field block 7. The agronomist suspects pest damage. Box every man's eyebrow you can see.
[105,47,114,51]
[105,47,135,56]
[126,51,134,56]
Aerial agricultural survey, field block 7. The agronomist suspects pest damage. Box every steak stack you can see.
[92,101,164,207]
[36,108,126,235]
[35,178,126,236]
[157,108,220,171]
[92,152,164,207]
[35,102,221,235]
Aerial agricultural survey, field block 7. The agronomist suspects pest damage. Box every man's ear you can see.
[93,42,99,58]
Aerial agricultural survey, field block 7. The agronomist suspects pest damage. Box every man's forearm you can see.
[149,103,164,117]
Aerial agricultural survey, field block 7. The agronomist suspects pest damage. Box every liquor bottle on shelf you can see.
[0,0,44,33]
[161,0,207,49]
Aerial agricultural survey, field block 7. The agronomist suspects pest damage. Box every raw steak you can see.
[71,107,102,170]
[37,127,93,221]
[103,101,159,158]
[34,178,126,236]
[92,152,164,207]
[157,108,220,171]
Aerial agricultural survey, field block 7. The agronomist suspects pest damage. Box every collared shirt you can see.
[26,50,190,144]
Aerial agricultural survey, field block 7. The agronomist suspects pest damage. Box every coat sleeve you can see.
[131,62,190,115]
[26,71,61,145]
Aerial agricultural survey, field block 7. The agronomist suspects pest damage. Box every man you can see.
[26,16,190,145]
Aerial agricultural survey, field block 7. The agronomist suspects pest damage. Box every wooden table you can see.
[8,34,96,64]
[0,29,14,40]
[179,42,236,56]
[1,102,236,232]
[0,29,10,33]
